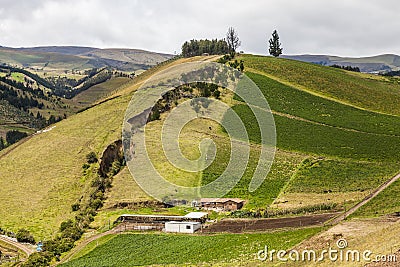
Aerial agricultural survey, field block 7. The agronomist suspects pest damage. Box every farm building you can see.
[200,198,245,211]
[116,212,208,231]
[165,221,202,233]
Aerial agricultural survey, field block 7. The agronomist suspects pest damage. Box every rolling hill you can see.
[0,46,173,71]
[283,54,400,73]
[1,53,400,266]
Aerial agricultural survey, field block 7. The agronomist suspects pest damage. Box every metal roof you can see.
[200,198,245,203]
[165,221,201,225]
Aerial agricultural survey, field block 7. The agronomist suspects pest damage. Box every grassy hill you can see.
[243,54,400,116]
[1,53,400,267]
[0,56,189,239]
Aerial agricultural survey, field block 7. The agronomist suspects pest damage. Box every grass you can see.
[245,71,400,136]
[231,104,400,162]
[241,54,400,116]
[71,77,132,106]
[202,146,306,208]
[10,72,25,83]
[61,228,321,267]
[285,158,400,193]
[0,56,199,239]
[351,178,400,218]
[0,85,138,240]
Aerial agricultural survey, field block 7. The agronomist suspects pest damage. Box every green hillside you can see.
[0,56,186,239]
[1,53,400,266]
[242,54,400,116]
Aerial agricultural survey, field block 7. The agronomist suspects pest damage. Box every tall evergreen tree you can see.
[226,27,241,54]
[268,30,283,57]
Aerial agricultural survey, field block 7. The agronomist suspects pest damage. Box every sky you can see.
[0,0,399,57]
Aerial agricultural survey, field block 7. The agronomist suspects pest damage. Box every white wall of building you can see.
[165,221,201,233]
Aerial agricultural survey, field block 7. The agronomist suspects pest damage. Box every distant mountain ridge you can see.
[282,54,400,73]
[0,46,173,71]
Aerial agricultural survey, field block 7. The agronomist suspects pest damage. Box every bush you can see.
[86,152,98,164]
[60,226,83,241]
[71,203,80,211]
[16,228,35,244]
[59,219,74,232]
[90,198,103,210]
[82,163,90,170]
[21,252,52,267]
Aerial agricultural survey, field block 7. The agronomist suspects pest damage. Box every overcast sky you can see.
[0,0,399,57]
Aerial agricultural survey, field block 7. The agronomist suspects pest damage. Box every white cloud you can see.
[0,0,399,56]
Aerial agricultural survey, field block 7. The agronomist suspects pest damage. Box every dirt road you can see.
[329,172,400,225]
[0,235,34,257]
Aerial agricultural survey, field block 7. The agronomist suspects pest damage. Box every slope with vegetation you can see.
[1,51,400,266]
[61,228,321,267]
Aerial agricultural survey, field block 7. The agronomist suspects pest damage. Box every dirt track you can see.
[0,235,34,257]
[329,172,400,225]
[202,213,338,233]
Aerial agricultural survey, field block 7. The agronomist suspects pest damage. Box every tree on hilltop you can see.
[226,27,241,55]
[268,30,283,57]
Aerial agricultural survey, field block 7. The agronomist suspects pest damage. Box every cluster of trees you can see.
[0,130,29,152]
[181,39,230,57]
[330,64,361,72]
[6,130,28,145]
[113,71,135,78]
[0,85,43,111]
[181,27,243,58]
[16,228,36,244]
[181,27,283,59]
[0,76,47,111]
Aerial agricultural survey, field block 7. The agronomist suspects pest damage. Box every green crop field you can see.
[241,54,400,116]
[61,228,321,267]
[245,72,400,136]
[231,104,400,162]
[285,158,399,193]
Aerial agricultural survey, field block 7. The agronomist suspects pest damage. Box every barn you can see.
[116,212,208,232]
[200,198,245,211]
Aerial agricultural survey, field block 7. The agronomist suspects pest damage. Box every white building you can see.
[165,221,201,233]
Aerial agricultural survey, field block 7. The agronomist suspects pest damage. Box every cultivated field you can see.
[60,228,321,267]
